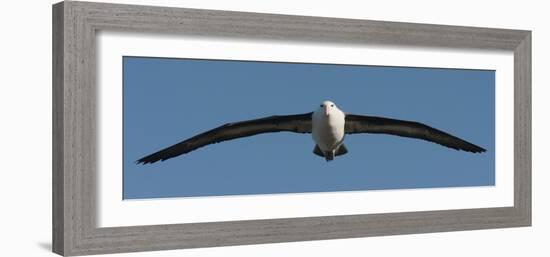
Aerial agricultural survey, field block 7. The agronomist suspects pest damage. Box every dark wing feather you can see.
[137,112,313,164]
[344,114,486,153]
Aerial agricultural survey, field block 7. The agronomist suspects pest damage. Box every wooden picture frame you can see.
[52,1,531,256]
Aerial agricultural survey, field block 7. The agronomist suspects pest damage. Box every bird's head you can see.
[318,100,339,117]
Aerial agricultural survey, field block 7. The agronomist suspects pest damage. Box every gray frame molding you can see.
[52,1,531,256]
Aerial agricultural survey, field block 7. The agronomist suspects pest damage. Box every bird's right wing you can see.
[137,112,313,164]
[344,114,486,153]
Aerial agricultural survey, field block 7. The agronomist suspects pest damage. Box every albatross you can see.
[137,100,486,164]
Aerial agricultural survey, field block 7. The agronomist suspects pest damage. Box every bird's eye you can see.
[320,104,324,107]
[331,104,334,107]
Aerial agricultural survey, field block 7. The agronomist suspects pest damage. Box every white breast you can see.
[312,109,346,152]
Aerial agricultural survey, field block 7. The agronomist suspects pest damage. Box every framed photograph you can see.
[52,1,531,256]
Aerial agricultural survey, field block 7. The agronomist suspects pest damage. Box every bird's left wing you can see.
[344,114,486,153]
[137,112,313,164]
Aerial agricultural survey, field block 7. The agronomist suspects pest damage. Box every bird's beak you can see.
[324,108,330,116]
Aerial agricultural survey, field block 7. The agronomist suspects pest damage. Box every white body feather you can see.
[312,101,346,154]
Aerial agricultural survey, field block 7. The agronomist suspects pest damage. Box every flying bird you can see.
[137,100,486,164]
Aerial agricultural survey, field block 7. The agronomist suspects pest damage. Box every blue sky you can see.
[123,56,495,199]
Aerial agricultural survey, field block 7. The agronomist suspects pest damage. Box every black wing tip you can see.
[466,141,487,153]
[474,147,487,153]
[467,149,486,154]
[136,156,162,165]
[135,159,150,165]
[459,144,486,154]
